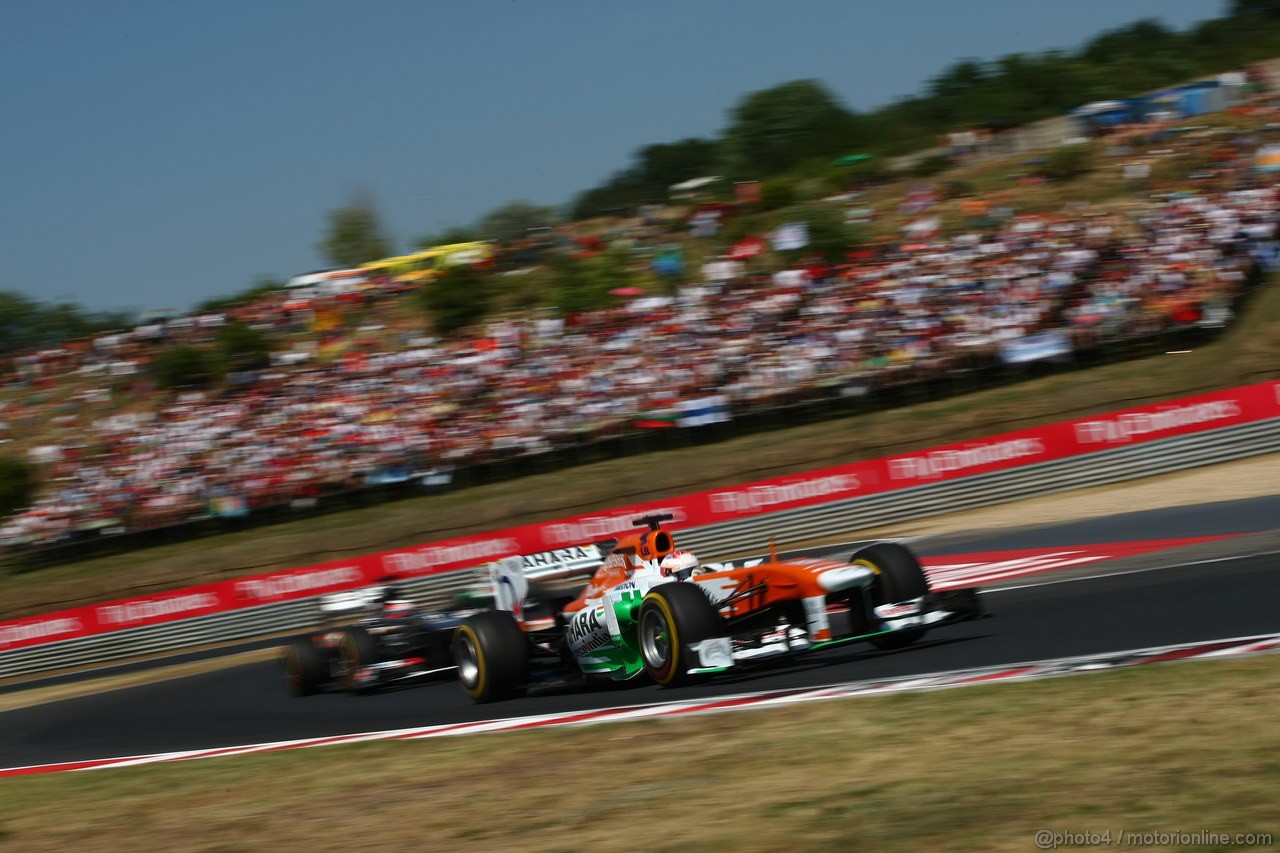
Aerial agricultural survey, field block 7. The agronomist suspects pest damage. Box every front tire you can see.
[338,626,380,694]
[454,611,530,703]
[851,542,929,650]
[283,636,326,697]
[638,583,723,687]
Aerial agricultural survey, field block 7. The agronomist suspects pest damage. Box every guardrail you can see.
[2,415,1276,682]
[678,417,1280,557]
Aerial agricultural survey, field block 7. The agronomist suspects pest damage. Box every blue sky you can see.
[1,0,1227,315]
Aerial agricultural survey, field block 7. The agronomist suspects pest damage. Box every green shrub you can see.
[217,320,272,371]
[418,264,494,335]
[0,457,38,517]
[843,159,892,189]
[1037,144,1094,180]
[760,177,798,211]
[911,154,953,177]
[152,346,223,390]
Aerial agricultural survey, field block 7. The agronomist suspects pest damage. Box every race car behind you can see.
[282,582,470,696]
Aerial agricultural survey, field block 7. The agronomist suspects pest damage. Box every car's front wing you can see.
[685,587,986,674]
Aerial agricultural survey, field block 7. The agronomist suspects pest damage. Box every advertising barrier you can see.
[2,381,1278,656]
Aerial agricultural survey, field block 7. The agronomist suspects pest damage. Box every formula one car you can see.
[452,514,985,702]
[282,582,470,696]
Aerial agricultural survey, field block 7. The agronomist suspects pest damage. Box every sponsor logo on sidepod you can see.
[522,544,601,569]
[568,606,612,655]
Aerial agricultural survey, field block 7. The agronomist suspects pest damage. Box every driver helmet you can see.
[383,599,416,619]
[659,550,700,580]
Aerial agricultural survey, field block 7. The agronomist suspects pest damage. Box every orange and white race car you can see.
[452,514,985,702]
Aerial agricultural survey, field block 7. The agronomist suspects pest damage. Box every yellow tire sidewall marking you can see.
[853,559,882,576]
[460,624,486,698]
[647,594,681,685]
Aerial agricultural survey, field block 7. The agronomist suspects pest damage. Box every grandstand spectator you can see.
[2,173,1276,549]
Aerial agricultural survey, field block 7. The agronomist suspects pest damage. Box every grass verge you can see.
[1,654,1277,852]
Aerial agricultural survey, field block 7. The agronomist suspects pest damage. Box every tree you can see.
[722,80,861,178]
[217,320,272,372]
[152,346,222,390]
[570,180,646,221]
[545,247,633,315]
[0,291,39,356]
[595,244,639,294]
[787,205,863,265]
[758,176,798,211]
[555,4,1280,224]
[0,291,133,357]
[912,154,953,178]
[418,264,493,336]
[318,199,391,269]
[1083,19,1177,64]
[570,137,721,220]
[195,278,284,314]
[930,59,990,100]
[633,138,722,194]
[1231,0,1280,19]
[478,201,558,244]
[415,225,481,250]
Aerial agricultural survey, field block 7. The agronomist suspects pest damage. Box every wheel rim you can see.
[456,631,480,688]
[341,636,361,686]
[639,608,672,670]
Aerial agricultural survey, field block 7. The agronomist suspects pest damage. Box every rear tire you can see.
[338,626,380,694]
[283,636,327,697]
[851,542,929,650]
[454,611,530,703]
[638,583,723,687]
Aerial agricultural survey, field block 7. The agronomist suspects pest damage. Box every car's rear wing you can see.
[466,543,605,592]
[516,543,606,583]
[487,556,528,618]
[477,543,607,628]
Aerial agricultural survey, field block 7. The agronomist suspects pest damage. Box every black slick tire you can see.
[454,611,530,703]
[851,542,930,650]
[638,582,722,687]
[283,636,326,697]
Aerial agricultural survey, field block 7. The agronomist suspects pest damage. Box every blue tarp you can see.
[998,331,1073,365]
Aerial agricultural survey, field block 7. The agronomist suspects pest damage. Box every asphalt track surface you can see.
[2,494,1278,770]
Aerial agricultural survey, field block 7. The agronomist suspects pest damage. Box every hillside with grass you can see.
[2,273,1276,621]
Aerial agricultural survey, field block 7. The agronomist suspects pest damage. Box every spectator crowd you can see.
[3,156,1278,551]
